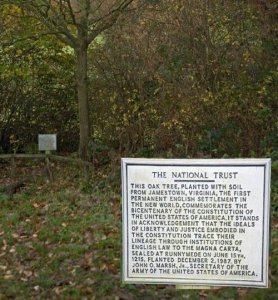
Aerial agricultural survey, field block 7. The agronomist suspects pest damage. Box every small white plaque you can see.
[122,158,271,288]
[38,134,57,151]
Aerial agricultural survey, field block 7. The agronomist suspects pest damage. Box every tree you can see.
[1,0,136,160]
[90,0,277,157]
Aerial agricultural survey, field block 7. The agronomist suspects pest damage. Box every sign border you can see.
[122,158,271,288]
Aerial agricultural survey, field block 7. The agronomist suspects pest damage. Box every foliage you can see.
[0,6,78,152]
[0,1,277,159]
[0,0,140,160]
[90,0,277,158]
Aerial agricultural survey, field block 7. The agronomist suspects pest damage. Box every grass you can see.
[0,161,278,299]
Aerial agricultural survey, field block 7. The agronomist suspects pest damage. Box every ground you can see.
[0,159,277,299]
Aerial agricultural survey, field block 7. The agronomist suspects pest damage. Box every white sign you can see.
[38,134,57,151]
[122,158,271,288]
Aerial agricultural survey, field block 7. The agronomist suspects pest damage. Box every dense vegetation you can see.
[0,1,277,159]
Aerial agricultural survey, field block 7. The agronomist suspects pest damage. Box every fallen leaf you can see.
[84,252,93,264]
[9,247,16,254]
[100,264,107,271]
[108,264,118,274]
[85,278,95,285]
[21,277,28,282]
[1,239,7,251]
[23,270,33,277]
[84,231,94,244]
[4,271,13,279]
[12,233,19,239]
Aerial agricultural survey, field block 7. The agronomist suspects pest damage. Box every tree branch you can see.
[87,0,136,43]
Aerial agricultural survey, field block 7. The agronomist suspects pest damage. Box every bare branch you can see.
[87,0,136,43]
[65,0,77,26]
[0,0,142,47]
[29,3,77,45]
[1,0,77,47]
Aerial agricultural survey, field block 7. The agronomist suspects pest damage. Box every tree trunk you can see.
[75,41,90,161]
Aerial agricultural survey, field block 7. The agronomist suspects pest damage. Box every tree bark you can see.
[75,40,90,161]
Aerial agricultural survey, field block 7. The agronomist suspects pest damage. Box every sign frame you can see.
[122,158,271,288]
